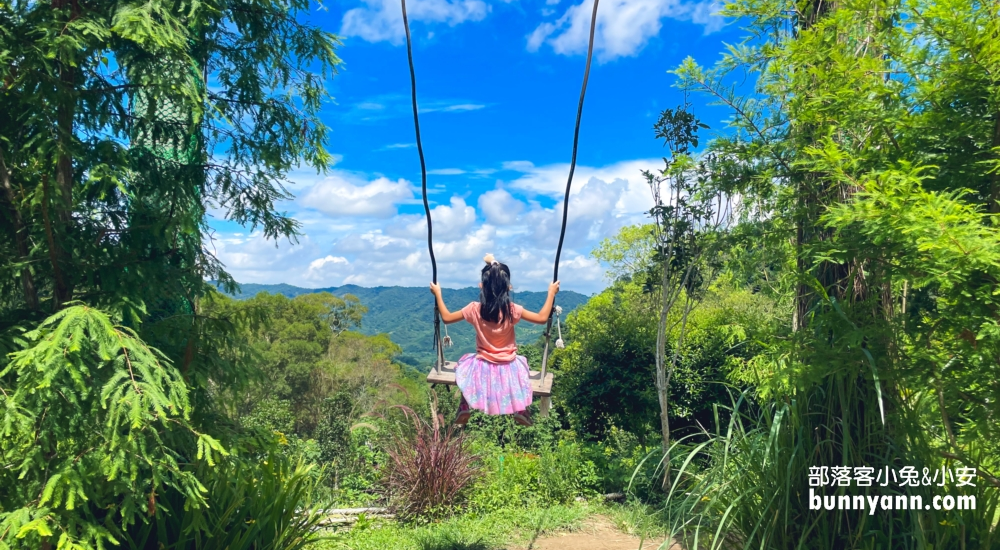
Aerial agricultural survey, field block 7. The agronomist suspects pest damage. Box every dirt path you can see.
[519,516,678,550]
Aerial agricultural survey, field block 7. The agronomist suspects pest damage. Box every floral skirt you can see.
[455,353,533,415]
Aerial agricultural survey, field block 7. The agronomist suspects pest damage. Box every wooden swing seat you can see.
[426,361,554,397]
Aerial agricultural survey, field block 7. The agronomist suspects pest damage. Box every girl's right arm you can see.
[521,281,560,324]
[430,283,464,324]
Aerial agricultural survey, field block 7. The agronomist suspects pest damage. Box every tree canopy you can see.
[0,1,341,547]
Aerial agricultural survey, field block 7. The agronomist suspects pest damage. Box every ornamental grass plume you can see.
[382,401,480,520]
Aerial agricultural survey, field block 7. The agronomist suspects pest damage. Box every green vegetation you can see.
[3,0,999,548]
[224,283,589,368]
[316,504,591,550]
[0,0,340,547]
[654,0,1000,547]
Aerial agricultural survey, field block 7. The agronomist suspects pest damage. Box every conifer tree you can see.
[0,1,340,547]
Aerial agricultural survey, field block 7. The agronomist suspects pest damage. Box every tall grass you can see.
[656,383,999,550]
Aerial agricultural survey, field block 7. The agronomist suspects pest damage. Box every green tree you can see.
[666,0,1000,546]
[555,279,660,441]
[0,1,341,547]
[220,291,422,491]
[561,226,777,446]
[644,106,733,490]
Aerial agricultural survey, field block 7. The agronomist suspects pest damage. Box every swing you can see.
[400,0,600,413]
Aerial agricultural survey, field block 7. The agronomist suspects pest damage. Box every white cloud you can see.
[299,172,414,217]
[393,196,478,241]
[479,187,525,225]
[421,103,486,113]
[341,0,489,45]
[209,159,662,294]
[506,157,658,215]
[428,168,467,175]
[502,160,535,171]
[518,176,636,251]
[306,255,350,282]
[343,95,488,123]
[528,0,724,61]
[434,224,497,262]
[208,232,320,278]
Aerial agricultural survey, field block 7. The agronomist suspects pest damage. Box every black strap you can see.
[543,0,600,353]
[401,0,442,361]
[403,0,600,371]
[553,0,600,285]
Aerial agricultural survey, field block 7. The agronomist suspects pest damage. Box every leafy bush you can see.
[468,450,542,512]
[581,426,662,501]
[0,306,227,550]
[330,425,388,506]
[538,442,600,504]
[116,453,325,550]
[462,404,562,451]
[382,406,480,520]
[467,439,601,513]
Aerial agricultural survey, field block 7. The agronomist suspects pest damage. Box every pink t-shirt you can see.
[461,302,524,363]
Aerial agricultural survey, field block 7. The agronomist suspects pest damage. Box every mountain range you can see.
[224,283,591,369]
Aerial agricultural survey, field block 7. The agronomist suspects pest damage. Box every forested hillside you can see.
[225,283,590,367]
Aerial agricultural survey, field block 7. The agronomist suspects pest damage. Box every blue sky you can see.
[208,0,745,294]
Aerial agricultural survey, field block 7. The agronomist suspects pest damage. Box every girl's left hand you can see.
[429,282,441,297]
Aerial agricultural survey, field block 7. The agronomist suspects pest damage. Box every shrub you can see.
[331,425,387,506]
[468,449,542,512]
[116,452,325,550]
[463,404,563,451]
[382,406,480,520]
[468,439,601,513]
[583,426,663,502]
[538,441,600,504]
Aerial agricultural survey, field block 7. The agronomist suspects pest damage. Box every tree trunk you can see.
[41,175,68,311]
[48,0,77,308]
[654,265,671,491]
[792,0,837,327]
[0,148,39,309]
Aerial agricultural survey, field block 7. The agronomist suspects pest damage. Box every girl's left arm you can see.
[521,281,560,324]
[430,283,464,324]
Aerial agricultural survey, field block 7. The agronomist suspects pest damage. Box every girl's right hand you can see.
[429,282,441,297]
[549,281,560,296]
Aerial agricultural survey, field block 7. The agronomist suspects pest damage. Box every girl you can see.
[429,253,560,427]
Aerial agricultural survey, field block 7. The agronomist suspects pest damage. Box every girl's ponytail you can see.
[479,255,513,324]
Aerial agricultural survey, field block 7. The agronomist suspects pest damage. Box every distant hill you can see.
[223,282,591,369]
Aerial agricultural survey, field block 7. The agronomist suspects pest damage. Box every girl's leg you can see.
[513,408,532,427]
[454,394,472,426]
[511,356,533,426]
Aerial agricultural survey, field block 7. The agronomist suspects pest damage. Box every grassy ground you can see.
[313,501,673,550]
[599,502,671,542]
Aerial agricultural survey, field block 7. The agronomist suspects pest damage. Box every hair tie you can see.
[483,253,498,266]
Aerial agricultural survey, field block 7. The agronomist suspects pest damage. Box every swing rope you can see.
[401,0,444,372]
[401,0,600,380]
[539,0,601,382]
